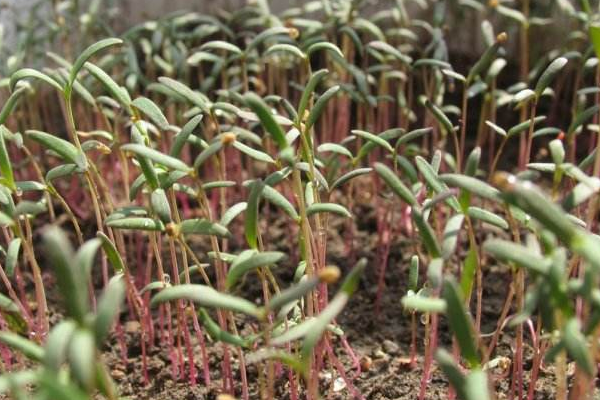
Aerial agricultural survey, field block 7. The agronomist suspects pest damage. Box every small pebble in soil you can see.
[125,320,141,334]
[360,355,373,371]
[372,348,389,361]
[333,377,346,392]
[111,369,126,379]
[382,339,400,355]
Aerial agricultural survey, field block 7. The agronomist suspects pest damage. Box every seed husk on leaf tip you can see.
[288,28,299,39]
[318,266,341,284]
[221,132,236,146]
[165,222,180,237]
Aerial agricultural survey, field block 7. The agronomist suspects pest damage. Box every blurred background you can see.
[0,0,571,81]
[1,0,299,47]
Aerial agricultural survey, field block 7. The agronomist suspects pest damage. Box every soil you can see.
[97,199,560,400]
[2,181,588,400]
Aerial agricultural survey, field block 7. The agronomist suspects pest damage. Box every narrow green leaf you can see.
[590,23,600,59]
[440,174,501,202]
[496,176,578,244]
[563,318,593,376]
[247,27,293,51]
[485,121,507,137]
[340,258,367,295]
[534,57,568,98]
[122,143,191,172]
[436,349,468,400]
[423,98,455,133]
[132,97,169,130]
[367,41,412,64]
[245,180,264,249]
[0,293,18,313]
[227,251,286,289]
[10,68,63,92]
[567,105,600,135]
[0,85,29,125]
[43,227,87,322]
[563,179,600,211]
[38,372,89,400]
[26,130,84,168]
[300,294,347,360]
[330,168,372,190]
[74,238,101,280]
[96,232,125,274]
[467,207,508,229]
[151,284,261,317]
[416,156,461,211]
[243,92,288,150]
[151,188,172,223]
[442,214,465,260]
[221,202,247,227]
[268,276,320,312]
[106,217,165,231]
[306,203,351,218]
[408,255,419,292]
[466,35,504,84]
[374,162,417,206]
[442,278,480,367]
[46,164,79,182]
[94,275,125,343]
[396,127,433,147]
[69,38,122,87]
[305,86,340,131]
[401,295,446,313]
[179,218,230,237]
[203,180,236,191]
[200,40,243,55]
[170,114,203,158]
[44,320,76,369]
[15,181,48,192]
[5,238,21,277]
[464,369,491,400]
[412,208,442,258]
[158,77,209,112]
[233,141,274,163]
[460,246,478,299]
[262,185,299,220]
[0,127,15,191]
[355,128,403,162]
[352,129,394,153]
[318,143,353,158]
[297,69,328,122]
[0,211,12,227]
[198,308,251,347]
[306,42,344,59]
[85,62,131,108]
[68,329,95,390]
[193,140,222,169]
[264,44,306,60]
[0,332,44,361]
[483,239,550,274]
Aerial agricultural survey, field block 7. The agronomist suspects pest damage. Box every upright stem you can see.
[15,221,48,339]
[524,102,538,168]
[517,0,530,171]
[458,87,468,172]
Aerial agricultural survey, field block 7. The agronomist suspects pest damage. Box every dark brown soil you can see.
[3,183,586,400]
[96,198,564,400]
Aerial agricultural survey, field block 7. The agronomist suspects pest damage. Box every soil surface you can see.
[99,197,562,400]
[2,182,587,400]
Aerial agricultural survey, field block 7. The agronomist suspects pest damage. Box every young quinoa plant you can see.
[0,226,125,400]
